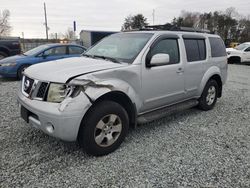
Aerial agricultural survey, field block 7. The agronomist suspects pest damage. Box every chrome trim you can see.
[21,75,49,100]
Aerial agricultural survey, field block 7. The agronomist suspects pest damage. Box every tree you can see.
[0,9,11,37]
[64,27,75,40]
[121,14,148,31]
[171,8,250,43]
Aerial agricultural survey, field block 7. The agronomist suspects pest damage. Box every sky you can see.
[1,0,250,38]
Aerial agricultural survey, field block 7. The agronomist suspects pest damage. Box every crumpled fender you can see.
[69,76,143,112]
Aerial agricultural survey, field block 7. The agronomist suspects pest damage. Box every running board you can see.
[137,99,198,124]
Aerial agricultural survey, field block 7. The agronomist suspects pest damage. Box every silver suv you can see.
[18,30,228,156]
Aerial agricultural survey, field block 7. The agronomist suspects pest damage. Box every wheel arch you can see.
[199,66,223,98]
[0,46,10,56]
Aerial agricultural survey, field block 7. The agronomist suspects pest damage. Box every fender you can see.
[69,77,143,112]
[198,66,221,96]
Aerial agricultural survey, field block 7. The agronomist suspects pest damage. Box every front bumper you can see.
[0,66,17,77]
[17,90,92,141]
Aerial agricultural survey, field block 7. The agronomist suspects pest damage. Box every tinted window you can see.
[184,39,206,62]
[245,47,250,52]
[209,37,226,57]
[151,39,179,64]
[44,46,67,56]
[69,46,85,54]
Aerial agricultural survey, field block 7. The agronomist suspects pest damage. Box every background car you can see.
[0,37,21,60]
[0,43,86,79]
[226,42,250,63]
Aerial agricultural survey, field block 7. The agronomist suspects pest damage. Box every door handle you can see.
[176,67,184,73]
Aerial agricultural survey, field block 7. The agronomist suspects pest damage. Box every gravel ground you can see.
[0,64,250,188]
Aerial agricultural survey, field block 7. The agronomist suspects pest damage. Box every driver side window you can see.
[151,39,180,64]
[43,46,67,56]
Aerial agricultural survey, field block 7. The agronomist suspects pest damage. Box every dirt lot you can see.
[0,64,250,188]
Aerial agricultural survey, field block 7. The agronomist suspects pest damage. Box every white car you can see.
[226,42,250,63]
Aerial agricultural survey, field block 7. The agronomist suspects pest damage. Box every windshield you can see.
[85,33,153,63]
[235,43,248,51]
[24,45,49,56]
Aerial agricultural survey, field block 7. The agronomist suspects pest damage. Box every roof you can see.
[121,30,220,38]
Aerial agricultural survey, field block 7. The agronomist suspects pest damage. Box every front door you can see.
[141,37,185,112]
[242,47,250,62]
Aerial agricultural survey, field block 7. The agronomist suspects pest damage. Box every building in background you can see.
[79,30,118,48]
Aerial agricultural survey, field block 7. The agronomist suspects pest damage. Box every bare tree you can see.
[0,9,11,37]
[64,27,75,40]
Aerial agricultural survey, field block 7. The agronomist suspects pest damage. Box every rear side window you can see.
[69,46,85,54]
[151,39,180,64]
[209,37,226,57]
[184,39,206,62]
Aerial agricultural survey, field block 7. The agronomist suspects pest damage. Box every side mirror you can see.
[150,53,170,67]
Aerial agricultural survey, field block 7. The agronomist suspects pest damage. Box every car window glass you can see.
[245,47,250,52]
[209,37,226,57]
[184,39,206,62]
[44,46,67,56]
[151,39,179,64]
[69,46,85,54]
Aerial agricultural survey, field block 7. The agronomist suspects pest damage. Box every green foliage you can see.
[171,8,250,43]
[121,14,148,31]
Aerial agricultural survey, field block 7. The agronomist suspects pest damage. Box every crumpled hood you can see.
[0,54,27,64]
[24,57,126,83]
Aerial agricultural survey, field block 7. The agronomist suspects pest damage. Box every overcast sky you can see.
[1,0,249,38]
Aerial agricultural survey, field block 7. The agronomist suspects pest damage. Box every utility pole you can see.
[152,9,155,25]
[44,2,48,41]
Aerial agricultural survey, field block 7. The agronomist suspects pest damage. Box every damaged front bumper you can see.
[17,90,92,141]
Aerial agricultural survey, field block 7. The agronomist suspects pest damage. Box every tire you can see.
[78,100,129,156]
[228,57,240,64]
[0,51,8,60]
[198,79,218,111]
[17,64,30,80]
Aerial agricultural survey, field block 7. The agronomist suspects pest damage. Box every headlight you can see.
[47,83,74,103]
[227,52,231,55]
[1,62,17,67]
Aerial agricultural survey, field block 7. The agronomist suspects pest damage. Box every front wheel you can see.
[17,64,30,80]
[198,79,218,111]
[78,101,129,156]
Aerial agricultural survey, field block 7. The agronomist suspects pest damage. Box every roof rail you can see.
[141,24,211,34]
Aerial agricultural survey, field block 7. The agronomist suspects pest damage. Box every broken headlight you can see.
[47,83,74,103]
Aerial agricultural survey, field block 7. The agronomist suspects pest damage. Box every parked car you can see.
[226,42,250,63]
[0,37,21,60]
[17,30,227,156]
[0,43,86,79]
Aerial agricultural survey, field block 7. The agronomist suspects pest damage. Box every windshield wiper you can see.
[94,55,120,64]
[82,54,120,64]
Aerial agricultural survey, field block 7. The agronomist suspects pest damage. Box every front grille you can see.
[22,76,49,100]
[36,82,49,99]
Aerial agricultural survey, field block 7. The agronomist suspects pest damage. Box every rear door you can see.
[182,35,207,98]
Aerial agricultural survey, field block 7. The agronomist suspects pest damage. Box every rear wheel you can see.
[78,101,129,156]
[0,51,8,60]
[17,64,30,80]
[198,79,218,111]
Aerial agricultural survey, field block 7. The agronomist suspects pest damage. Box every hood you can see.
[226,48,237,52]
[0,54,27,64]
[24,57,126,83]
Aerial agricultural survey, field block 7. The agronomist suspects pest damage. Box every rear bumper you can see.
[17,90,92,141]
